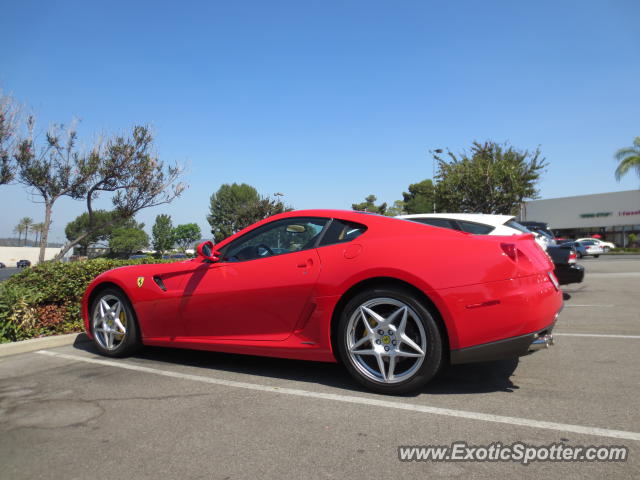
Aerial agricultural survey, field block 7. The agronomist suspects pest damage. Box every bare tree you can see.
[15,119,96,263]
[0,92,21,185]
[53,125,186,260]
[15,120,185,263]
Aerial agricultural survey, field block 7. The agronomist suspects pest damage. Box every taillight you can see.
[568,251,577,264]
[501,243,518,262]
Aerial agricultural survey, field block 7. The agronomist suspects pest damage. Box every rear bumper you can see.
[450,318,557,364]
[554,264,585,285]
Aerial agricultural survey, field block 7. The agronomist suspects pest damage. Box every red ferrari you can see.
[83,209,562,394]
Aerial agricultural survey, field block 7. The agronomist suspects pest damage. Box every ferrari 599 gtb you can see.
[83,210,562,394]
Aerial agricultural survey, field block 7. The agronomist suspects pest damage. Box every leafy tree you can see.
[351,194,387,215]
[173,223,202,252]
[614,136,640,181]
[385,200,406,217]
[0,93,20,185]
[109,221,149,256]
[433,141,547,215]
[65,210,127,256]
[402,179,435,214]
[207,183,289,243]
[152,214,174,254]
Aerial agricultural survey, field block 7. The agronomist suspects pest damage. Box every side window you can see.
[409,218,460,231]
[222,218,328,262]
[319,219,367,246]
[457,221,494,235]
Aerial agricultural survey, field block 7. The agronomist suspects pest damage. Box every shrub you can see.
[0,257,178,343]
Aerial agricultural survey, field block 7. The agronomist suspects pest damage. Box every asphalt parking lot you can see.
[0,267,20,283]
[1,256,638,479]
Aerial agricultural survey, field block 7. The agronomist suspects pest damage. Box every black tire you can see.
[577,251,583,259]
[594,254,600,258]
[336,286,443,395]
[89,288,141,357]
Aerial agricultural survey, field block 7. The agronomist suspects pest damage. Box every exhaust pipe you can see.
[529,333,554,351]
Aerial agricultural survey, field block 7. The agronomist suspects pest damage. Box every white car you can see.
[575,238,615,252]
[396,213,551,250]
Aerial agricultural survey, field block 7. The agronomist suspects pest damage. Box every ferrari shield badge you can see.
[137,277,145,288]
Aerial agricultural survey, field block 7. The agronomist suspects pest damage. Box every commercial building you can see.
[521,189,640,246]
[0,246,65,266]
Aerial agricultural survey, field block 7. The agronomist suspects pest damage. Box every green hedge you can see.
[0,258,178,343]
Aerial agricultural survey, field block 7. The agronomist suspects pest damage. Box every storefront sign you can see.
[580,212,612,218]
[619,210,640,216]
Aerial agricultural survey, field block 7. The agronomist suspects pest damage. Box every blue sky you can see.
[1,0,639,242]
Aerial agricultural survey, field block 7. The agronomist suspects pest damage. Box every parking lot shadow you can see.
[72,336,520,396]
[424,359,520,394]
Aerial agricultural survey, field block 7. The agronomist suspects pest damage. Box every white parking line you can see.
[587,272,640,278]
[554,333,640,339]
[564,304,614,307]
[37,350,640,442]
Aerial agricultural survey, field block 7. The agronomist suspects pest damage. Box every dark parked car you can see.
[520,221,556,241]
[0,262,5,268]
[17,259,31,268]
[546,244,584,285]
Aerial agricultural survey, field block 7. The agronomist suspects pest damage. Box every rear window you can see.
[409,218,460,231]
[458,221,494,235]
[504,220,532,234]
[319,219,367,246]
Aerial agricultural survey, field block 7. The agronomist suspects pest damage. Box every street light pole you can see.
[430,149,443,213]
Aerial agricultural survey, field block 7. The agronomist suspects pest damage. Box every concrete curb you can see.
[0,333,88,357]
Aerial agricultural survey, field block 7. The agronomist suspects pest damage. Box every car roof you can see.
[213,209,461,248]
[396,213,515,227]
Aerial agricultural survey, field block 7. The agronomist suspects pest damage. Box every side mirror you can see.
[196,241,221,262]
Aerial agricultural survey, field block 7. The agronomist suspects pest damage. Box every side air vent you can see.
[153,276,167,291]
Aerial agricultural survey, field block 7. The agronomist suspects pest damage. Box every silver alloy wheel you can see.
[92,294,127,351]
[346,297,427,384]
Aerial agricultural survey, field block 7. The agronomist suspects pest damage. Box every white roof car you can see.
[396,213,552,249]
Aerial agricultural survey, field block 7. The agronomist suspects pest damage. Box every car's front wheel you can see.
[90,288,141,357]
[337,287,443,394]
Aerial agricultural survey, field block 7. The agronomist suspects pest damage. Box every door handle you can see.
[297,258,314,268]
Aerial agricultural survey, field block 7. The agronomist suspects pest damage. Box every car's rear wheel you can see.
[90,288,141,357]
[594,254,600,258]
[337,287,443,394]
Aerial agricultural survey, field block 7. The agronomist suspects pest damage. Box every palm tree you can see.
[13,223,25,245]
[19,217,33,246]
[614,137,640,181]
[31,222,45,247]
